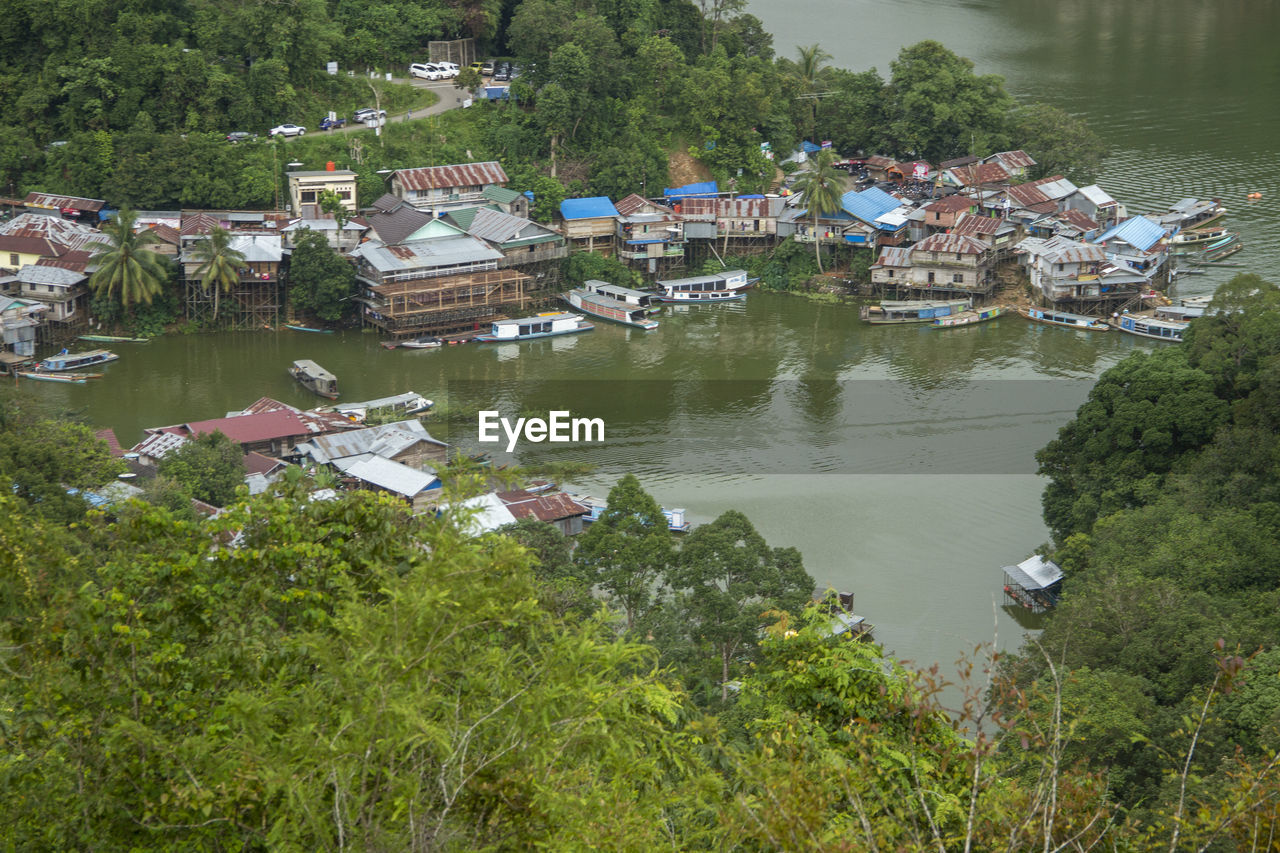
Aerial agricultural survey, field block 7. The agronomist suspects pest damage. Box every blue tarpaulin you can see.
[663,181,718,199]
[801,141,821,153]
[559,197,619,219]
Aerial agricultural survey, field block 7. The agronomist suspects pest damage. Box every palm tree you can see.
[86,209,169,310]
[793,149,844,274]
[189,225,247,321]
[795,43,832,138]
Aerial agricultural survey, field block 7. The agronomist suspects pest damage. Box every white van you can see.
[409,63,444,80]
[434,62,460,78]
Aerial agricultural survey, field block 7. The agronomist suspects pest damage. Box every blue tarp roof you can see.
[801,141,821,153]
[840,187,902,228]
[663,181,718,199]
[1092,216,1166,252]
[559,197,619,220]
[738,194,765,199]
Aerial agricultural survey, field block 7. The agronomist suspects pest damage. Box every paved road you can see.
[305,78,471,139]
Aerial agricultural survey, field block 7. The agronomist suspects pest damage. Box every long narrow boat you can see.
[39,349,119,371]
[562,288,660,330]
[651,269,752,303]
[860,298,971,324]
[78,334,150,343]
[930,304,1005,329]
[583,280,661,313]
[16,371,88,384]
[285,324,335,334]
[1171,226,1234,253]
[400,335,444,349]
[474,313,594,343]
[1113,313,1188,342]
[1018,307,1110,331]
[289,359,339,398]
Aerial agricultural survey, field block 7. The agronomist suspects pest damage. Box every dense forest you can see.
[0,0,1105,213]
[6,275,1280,848]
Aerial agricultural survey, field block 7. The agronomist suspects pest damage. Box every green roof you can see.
[445,205,500,232]
[482,185,523,205]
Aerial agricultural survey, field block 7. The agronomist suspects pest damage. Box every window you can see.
[337,190,351,200]
[8,254,16,266]
[953,274,964,283]
[927,272,936,283]
[935,212,941,221]
[300,191,317,203]
[956,253,963,260]
[887,270,894,278]
[1058,263,1065,272]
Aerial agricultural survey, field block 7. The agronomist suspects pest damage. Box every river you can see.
[35,0,1280,675]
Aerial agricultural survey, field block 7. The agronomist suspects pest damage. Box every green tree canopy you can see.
[288,229,357,323]
[157,429,246,507]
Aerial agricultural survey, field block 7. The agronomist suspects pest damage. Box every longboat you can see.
[289,359,339,399]
[651,269,752,303]
[930,304,1005,329]
[1171,226,1233,253]
[78,334,150,343]
[285,324,335,334]
[474,313,594,342]
[1018,307,1110,331]
[400,336,444,349]
[1164,198,1227,231]
[1113,313,1188,342]
[16,371,89,384]
[325,391,432,422]
[859,298,971,325]
[562,285,660,330]
[39,349,119,371]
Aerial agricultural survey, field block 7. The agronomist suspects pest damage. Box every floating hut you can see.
[1002,554,1063,612]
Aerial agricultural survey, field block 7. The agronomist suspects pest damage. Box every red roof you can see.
[925,195,976,213]
[1054,209,1100,233]
[614,193,674,217]
[497,490,589,522]
[24,192,105,213]
[1005,183,1052,209]
[393,161,508,192]
[951,214,1005,236]
[183,410,308,444]
[913,233,987,255]
[36,252,92,271]
[243,451,287,475]
[950,163,1010,187]
[95,428,124,457]
[0,234,64,257]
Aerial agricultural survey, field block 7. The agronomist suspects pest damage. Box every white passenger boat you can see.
[562,285,659,330]
[474,312,594,342]
[652,269,752,303]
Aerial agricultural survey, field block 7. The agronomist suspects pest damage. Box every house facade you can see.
[389,161,510,214]
[286,170,358,218]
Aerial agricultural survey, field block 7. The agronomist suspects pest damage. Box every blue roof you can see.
[1092,216,1165,252]
[663,181,718,199]
[559,197,619,220]
[840,187,902,228]
[801,141,821,153]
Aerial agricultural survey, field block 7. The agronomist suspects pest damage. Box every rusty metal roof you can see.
[393,161,508,192]
[986,150,1036,170]
[871,246,913,268]
[1053,209,1099,233]
[1036,236,1107,264]
[614,193,673,217]
[23,192,105,213]
[925,195,975,213]
[1005,183,1051,209]
[951,215,1005,236]
[497,489,589,522]
[949,163,1010,186]
[912,233,987,255]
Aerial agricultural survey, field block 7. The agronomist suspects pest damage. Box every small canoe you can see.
[78,334,150,343]
[401,336,444,349]
[285,324,335,334]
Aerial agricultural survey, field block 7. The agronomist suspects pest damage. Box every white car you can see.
[435,62,460,77]
[269,123,306,138]
[409,63,445,81]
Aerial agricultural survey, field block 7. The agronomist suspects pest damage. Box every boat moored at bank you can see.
[930,304,1005,328]
[652,269,752,303]
[562,287,660,330]
[474,313,594,342]
[1113,313,1188,342]
[1019,307,1110,331]
[860,298,971,324]
[289,359,339,398]
[39,349,119,371]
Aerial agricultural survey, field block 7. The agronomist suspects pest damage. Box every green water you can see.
[33,0,1280,669]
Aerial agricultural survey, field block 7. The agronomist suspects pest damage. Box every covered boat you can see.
[1113,313,1188,342]
[400,336,444,349]
[860,298,971,324]
[562,287,659,330]
[652,269,752,303]
[1019,307,1109,331]
[39,349,119,371]
[290,359,339,398]
[930,304,1005,328]
[474,313,594,342]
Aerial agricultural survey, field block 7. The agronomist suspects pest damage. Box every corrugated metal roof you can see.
[393,161,508,192]
[1005,183,1051,208]
[987,150,1036,170]
[228,234,282,262]
[938,155,979,170]
[353,234,502,273]
[913,233,986,255]
[864,155,895,168]
[184,410,308,444]
[366,202,434,246]
[497,490,589,522]
[949,163,1010,186]
[1053,209,1099,233]
[459,492,519,533]
[301,421,440,464]
[1076,184,1117,208]
[925,195,975,213]
[614,193,673,216]
[15,264,86,285]
[466,207,561,245]
[840,187,902,226]
[482,185,522,205]
[1032,177,1078,201]
[1037,236,1107,264]
[1003,555,1062,590]
[332,453,438,497]
[871,246,912,267]
[559,197,619,220]
[951,214,1004,236]
[23,192,105,212]
[133,430,190,459]
[1092,216,1166,252]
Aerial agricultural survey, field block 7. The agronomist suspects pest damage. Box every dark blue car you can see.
[319,116,347,131]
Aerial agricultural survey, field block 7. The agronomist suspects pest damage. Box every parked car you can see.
[436,61,460,77]
[319,116,347,130]
[226,131,257,143]
[352,107,388,123]
[409,63,444,80]
[269,124,306,138]
[481,61,494,76]
[493,62,512,81]
[469,61,485,75]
